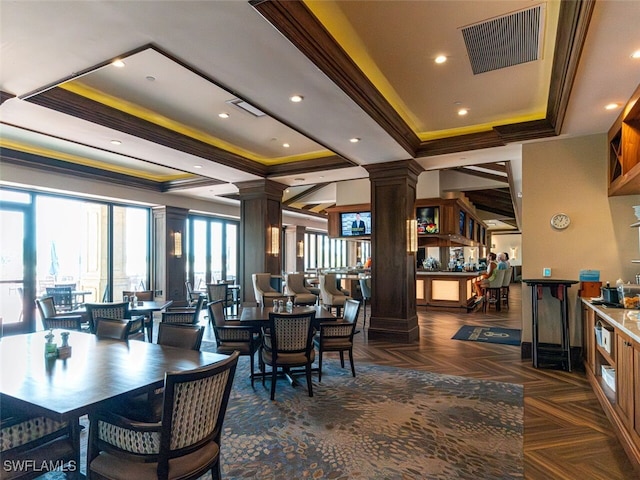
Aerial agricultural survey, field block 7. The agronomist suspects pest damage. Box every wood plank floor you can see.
[202,285,638,479]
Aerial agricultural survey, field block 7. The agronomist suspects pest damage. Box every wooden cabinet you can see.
[616,330,635,431]
[414,198,488,248]
[609,83,640,196]
[635,341,640,439]
[582,302,640,469]
[582,303,596,373]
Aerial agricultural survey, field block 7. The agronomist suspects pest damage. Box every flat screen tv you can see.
[340,211,371,237]
[416,206,439,234]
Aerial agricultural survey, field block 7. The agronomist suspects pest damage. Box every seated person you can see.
[497,252,510,270]
[473,252,498,296]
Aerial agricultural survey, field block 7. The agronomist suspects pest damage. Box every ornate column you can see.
[236,179,287,305]
[365,160,423,342]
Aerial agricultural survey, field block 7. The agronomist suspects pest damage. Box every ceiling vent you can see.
[226,98,266,117]
[461,4,544,75]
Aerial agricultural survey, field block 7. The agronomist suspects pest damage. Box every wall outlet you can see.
[543,268,551,277]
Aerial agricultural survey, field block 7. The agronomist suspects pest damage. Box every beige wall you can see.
[521,133,640,346]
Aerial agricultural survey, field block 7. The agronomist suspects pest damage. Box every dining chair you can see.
[185,280,201,306]
[260,310,316,400]
[500,266,514,309]
[482,269,507,312]
[252,273,282,307]
[206,283,235,316]
[84,301,145,336]
[358,277,372,329]
[1,407,79,480]
[319,273,351,317]
[45,286,74,311]
[208,300,259,385]
[122,290,155,340]
[156,322,205,350]
[35,296,85,331]
[285,273,318,306]
[160,295,204,325]
[87,351,239,480]
[115,323,207,423]
[122,289,153,302]
[94,317,145,341]
[314,299,361,381]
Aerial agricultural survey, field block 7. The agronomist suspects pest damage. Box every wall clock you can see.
[550,213,571,230]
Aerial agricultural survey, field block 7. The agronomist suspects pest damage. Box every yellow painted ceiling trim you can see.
[418,112,547,141]
[1,139,191,182]
[305,0,422,131]
[305,1,554,144]
[59,81,333,165]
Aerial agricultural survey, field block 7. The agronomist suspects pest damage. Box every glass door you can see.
[0,201,33,334]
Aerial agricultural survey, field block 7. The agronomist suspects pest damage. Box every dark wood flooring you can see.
[200,284,638,480]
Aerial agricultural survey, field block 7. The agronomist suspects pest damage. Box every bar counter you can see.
[416,270,478,309]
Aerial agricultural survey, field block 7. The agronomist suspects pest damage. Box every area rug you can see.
[212,349,524,479]
[452,325,522,346]
[45,346,522,480]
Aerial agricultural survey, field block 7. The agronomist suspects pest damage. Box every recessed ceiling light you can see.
[290,95,304,103]
[112,60,125,68]
[282,143,290,148]
[194,165,202,169]
[110,140,122,145]
[458,108,468,116]
[435,55,447,64]
[631,50,640,59]
[349,137,360,143]
[605,103,621,110]
[145,76,155,82]
[294,178,305,182]
[218,112,229,119]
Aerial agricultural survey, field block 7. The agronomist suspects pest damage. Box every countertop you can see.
[582,299,640,344]
[416,270,479,276]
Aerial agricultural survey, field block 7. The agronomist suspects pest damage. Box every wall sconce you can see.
[172,231,182,258]
[510,247,518,260]
[406,219,418,253]
[269,226,280,256]
[297,240,304,258]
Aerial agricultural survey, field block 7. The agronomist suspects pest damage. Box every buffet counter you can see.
[416,271,478,309]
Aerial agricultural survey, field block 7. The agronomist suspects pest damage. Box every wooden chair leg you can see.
[270,366,277,401]
[349,349,355,377]
[305,363,313,397]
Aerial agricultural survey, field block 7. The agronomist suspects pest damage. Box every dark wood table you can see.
[240,305,336,327]
[523,279,578,371]
[0,330,227,421]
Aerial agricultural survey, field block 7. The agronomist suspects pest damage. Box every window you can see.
[187,215,239,288]
[304,232,349,270]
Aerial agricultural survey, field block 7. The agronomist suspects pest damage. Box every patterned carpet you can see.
[215,347,524,480]
[44,345,522,479]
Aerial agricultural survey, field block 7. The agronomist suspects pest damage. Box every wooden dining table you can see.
[240,305,336,327]
[0,330,227,421]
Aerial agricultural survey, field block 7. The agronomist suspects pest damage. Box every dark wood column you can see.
[295,225,306,273]
[151,206,188,303]
[236,179,287,305]
[365,160,423,342]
